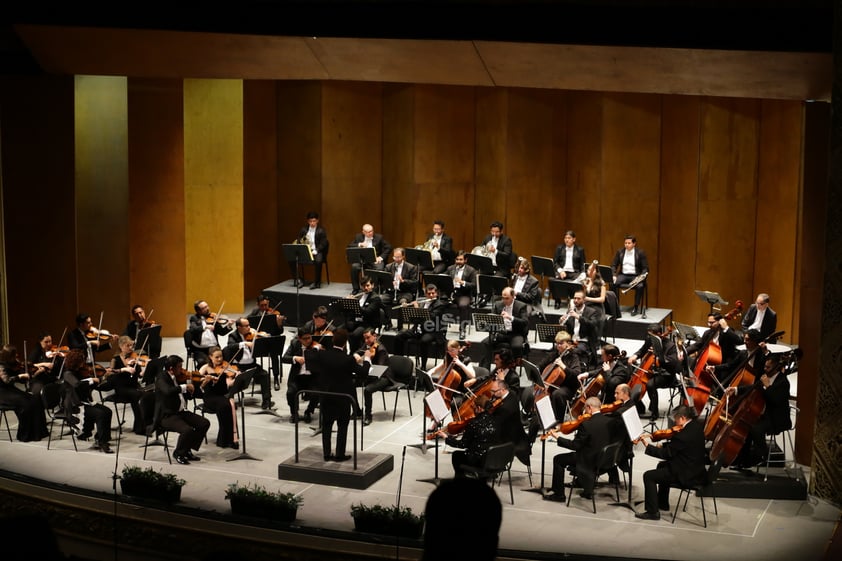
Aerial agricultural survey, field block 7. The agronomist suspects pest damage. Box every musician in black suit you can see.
[223,317,274,410]
[154,355,211,465]
[577,344,629,405]
[446,250,478,338]
[345,276,384,355]
[480,287,529,368]
[685,313,743,384]
[543,396,616,502]
[288,211,329,289]
[723,354,793,469]
[283,327,317,423]
[489,378,530,467]
[553,230,586,280]
[480,221,514,277]
[187,300,233,369]
[68,313,117,361]
[304,328,370,461]
[123,305,161,358]
[512,257,544,319]
[248,294,286,388]
[741,293,778,342]
[533,331,582,421]
[561,290,602,367]
[393,283,449,370]
[422,220,454,273]
[610,234,649,315]
[636,404,706,520]
[348,223,392,294]
[383,247,419,328]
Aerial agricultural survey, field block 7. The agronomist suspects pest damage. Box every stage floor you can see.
[1,332,837,561]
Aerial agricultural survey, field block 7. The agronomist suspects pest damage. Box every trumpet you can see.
[621,271,648,294]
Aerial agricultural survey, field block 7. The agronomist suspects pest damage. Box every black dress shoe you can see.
[302,412,312,423]
[186,452,201,461]
[77,432,92,441]
[578,490,594,500]
[631,307,639,316]
[289,414,299,424]
[309,282,321,290]
[174,454,191,465]
[232,442,239,450]
[334,454,352,462]
[635,511,660,520]
[363,415,373,426]
[274,380,281,391]
[542,490,566,502]
[324,455,333,461]
[659,503,671,511]
[99,442,114,454]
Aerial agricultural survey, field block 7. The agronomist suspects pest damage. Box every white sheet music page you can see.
[536,396,557,431]
[424,390,451,423]
[622,407,644,441]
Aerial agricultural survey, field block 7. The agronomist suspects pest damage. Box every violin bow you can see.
[52,327,68,369]
[212,301,226,329]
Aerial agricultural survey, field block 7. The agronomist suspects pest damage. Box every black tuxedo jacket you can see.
[644,418,706,486]
[553,244,586,276]
[557,411,615,472]
[611,247,649,276]
[348,233,392,263]
[741,305,778,342]
[385,260,419,295]
[295,225,329,256]
[447,263,478,297]
[426,233,454,265]
[305,346,370,418]
[513,274,541,306]
[492,299,529,337]
[481,234,513,270]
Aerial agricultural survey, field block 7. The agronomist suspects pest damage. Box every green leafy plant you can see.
[120,465,186,492]
[350,502,424,537]
[225,482,303,511]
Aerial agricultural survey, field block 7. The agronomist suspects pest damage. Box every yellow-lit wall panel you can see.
[184,79,243,314]
[75,75,129,330]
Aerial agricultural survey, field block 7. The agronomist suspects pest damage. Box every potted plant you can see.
[119,465,185,504]
[225,482,302,523]
[350,502,424,539]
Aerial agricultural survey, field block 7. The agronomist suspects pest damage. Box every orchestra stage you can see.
[0,317,837,561]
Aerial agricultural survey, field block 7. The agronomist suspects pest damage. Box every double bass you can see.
[709,382,765,466]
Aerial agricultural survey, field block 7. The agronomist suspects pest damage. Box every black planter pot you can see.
[353,515,424,539]
[229,494,298,523]
[120,479,182,504]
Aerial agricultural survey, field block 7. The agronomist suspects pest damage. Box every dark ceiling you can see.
[1,0,835,76]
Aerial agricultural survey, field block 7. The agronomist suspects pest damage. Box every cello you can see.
[534,349,569,403]
[628,350,656,402]
[709,382,765,466]
[569,373,605,418]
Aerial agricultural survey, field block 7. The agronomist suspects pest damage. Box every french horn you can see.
[471,245,490,257]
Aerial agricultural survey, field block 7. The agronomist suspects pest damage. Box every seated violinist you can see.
[434,393,499,478]
[155,355,211,464]
[27,332,63,402]
[0,345,49,442]
[248,294,286,388]
[61,349,113,453]
[722,354,792,469]
[123,305,161,359]
[187,300,233,369]
[68,313,118,361]
[223,317,274,411]
[577,344,628,406]
[543,396,615,502]
[103,335,148,435]
[199,347,245,450]
[626,323,682,420]
[536,331,582,420]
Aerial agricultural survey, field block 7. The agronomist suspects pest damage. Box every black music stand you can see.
[136,324,162,359]
[247,313,282,337]
[536,323,565,344]
[549,278,580,305]
[477,274,508,305]
[465,253,493,275]
[346,246,376,288]
[422,273,454,298]
[227,370,262,462]
[598,264,615,291]
[333,297,363,324]
[472,312,505,336]
[365,268,395,296]
[399,306,432,329]
[531,255,555,305]
[284,243,314,326]
[252,335,285,417]
[672,320,701,343]
[694,290,729,315]
[523,395,559,495]
[404,247,434,271]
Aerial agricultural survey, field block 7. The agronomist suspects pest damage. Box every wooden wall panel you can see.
[659,96,702,324]
[383,86,475,248]
[566,93,603,261]
[0,76,77,345]
[474,89,507,245]
[74,75,129,331]
[696,98,760,319]
[505,88,567,264]
[276,82,322,292]
[184,79,243,314]
[600,93,662,308]
[243,80,279,301]
[754,100,803,341]
[127,78,186,336]
[383,84,416,247]
[321,82,382,286]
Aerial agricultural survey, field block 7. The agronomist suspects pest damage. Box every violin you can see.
[650,424,683,442]
[175,367,205,384]
[205,312,230,326]
[244,329,270,341]
[212,361,240,378]
[46,345,69,359]
[86,327,114,342]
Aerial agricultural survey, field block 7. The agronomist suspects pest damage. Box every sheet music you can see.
[622,407,644,441]
[536,396,557,431]
[424,390,451,423]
